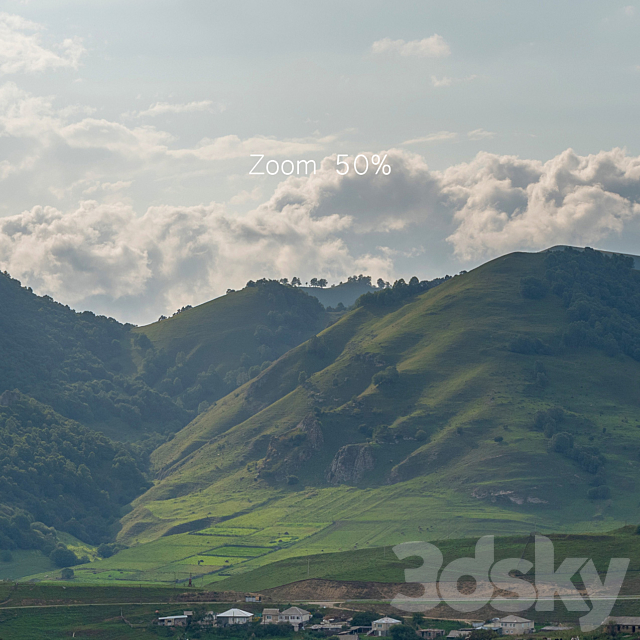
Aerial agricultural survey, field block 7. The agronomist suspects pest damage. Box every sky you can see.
[1,0,640,324]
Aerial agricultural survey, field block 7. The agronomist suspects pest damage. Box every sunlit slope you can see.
[120,251,640,561]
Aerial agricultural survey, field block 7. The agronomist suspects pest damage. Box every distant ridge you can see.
[299,280,376,308]
[545,245,640,269]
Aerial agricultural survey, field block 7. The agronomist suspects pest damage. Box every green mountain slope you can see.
[132,279,329,413]
[111,248,640,584]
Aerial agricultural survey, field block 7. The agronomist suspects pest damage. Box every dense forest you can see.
[0,391,148,559]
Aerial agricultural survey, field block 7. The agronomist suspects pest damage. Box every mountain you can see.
[300,278,377,309]
[133,279,329,414]
[0,273,330,568]
[106,247,640,587]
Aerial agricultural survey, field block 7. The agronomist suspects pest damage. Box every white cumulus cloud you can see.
[0,13,84,74]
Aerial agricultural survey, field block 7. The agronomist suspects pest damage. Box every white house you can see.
[498,616,534,635]
[217,608,254,626]
[157,613,190,627]
[372,617,402,636]
[279,606,311,630]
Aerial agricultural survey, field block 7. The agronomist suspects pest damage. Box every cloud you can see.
[170,133,337,161]
[3,146,640,324]
[402,131,457,145]
[372,35,450,58]
[467,129,496,140]
[0,82,334,185]
[442,148,640,259]
[132,100,223,118]
[0,13,84,74]
[431,74,477,87]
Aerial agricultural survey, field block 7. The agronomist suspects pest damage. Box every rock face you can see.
[326,444,375,485]
[259,413,324,480]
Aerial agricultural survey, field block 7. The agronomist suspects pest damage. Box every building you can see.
[372,617,402,636]
[262,608,281,624]
[157,611,192,627]
[499,616,534,635]
[418,629,446,639]
[446,630,473,639]
[280,606,312,630]
[217,608,254,625]
[246,594,262,602]
[606,617,640,634]
[309,623,345,634]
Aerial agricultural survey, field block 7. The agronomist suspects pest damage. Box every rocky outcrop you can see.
[326,444,375,485]
[259,414,324,480]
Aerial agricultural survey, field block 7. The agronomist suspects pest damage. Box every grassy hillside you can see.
[87,248,640,587]
[133,279,329,414]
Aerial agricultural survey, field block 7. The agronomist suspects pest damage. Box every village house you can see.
[216,608,254,626]
[279,606,311,630]
[498,616,534,635]
[157,611,192,627]
[417,629,446,639]
[262,608,281,624]
[245,594,262,602]
[309,622,345,634]
[446,630,473,639]
[606,616,640,634]
[371,616,402,636]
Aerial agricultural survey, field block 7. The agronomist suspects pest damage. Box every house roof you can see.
[500,616,533,623]
[263,609,280,615]
[158,615,188,621]
[373,617,401,625]
[281,607,310,616]
[607,617,640,625]
[541,626,571,631]
[218,608,253,618]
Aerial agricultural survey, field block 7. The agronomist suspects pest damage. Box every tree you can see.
[390,624,420,640]
[520,276,548,299]
[279,278,289,285]
[60,568,75,580]
[310,278,319,287]
[291,277,301,286]
[377,278,386,289]
[411,613,425,627]
[351,611,379,626]
[50,546,79,568]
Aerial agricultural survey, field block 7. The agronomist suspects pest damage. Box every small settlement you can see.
[155,607,552,637]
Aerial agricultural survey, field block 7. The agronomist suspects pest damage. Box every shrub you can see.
[60,568,75,580]
[286,475,299,485]
[50,546,80,568]
[520,276,548,299]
